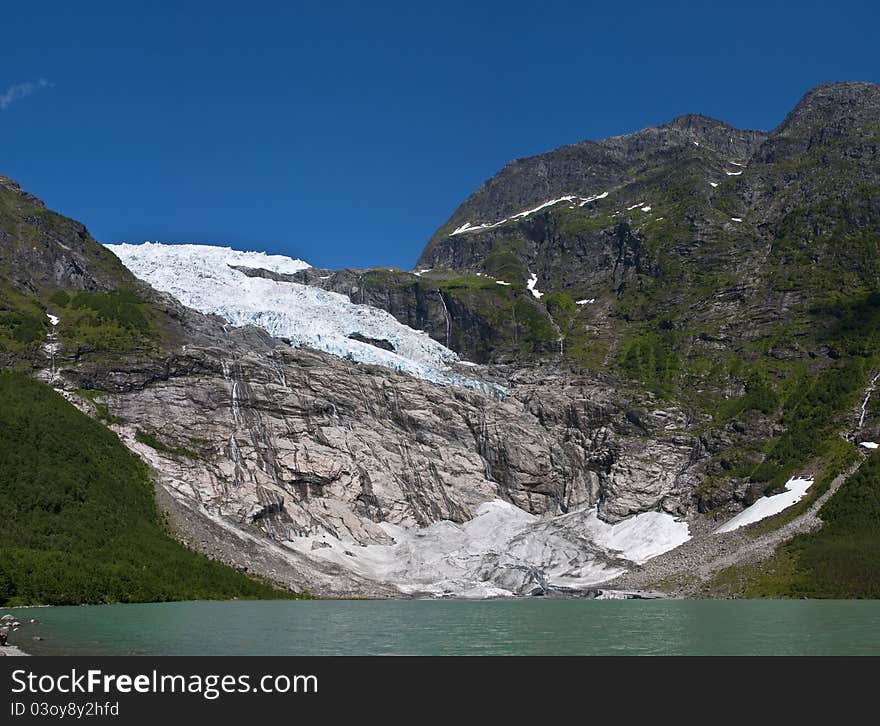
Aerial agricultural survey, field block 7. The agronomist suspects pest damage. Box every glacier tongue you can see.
[284,500,692,597]
[107,242,495,392]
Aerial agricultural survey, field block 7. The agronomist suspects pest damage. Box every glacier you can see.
[107,242,499,393]
[284,500,691,597]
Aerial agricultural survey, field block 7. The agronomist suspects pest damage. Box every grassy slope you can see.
[714,449,880,598]
[0,370,291,606]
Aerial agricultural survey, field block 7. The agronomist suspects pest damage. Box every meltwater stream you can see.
[7,600,880,656]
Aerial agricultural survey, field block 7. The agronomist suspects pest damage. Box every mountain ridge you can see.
[2,80,880,601]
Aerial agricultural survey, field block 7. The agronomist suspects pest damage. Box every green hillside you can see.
[0,371,290,605]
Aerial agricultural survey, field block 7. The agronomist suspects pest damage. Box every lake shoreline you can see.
[6,599,880,656]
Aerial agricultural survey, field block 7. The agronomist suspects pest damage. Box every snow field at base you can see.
[107,242,500,393]
[714,477,814,534]
[284,500,691,596]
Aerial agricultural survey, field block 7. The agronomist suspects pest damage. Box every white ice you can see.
[578,191,609,207]
[527,272,543,299]
[715,477,813,533]
[107,242,501,394]
[451,219,509,236]
[450,192,609,236]
[511,196,576,220]
[586,509,691,564]
[284,500,690,597]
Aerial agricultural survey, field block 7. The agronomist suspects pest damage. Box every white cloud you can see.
[0,79,51,111]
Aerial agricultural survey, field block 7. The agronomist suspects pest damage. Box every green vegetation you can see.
[617,330,681,394]
[424,273,560,357]
[552,205,617,237]
[77,389,124,424]
[482,247,527,282]
[730,450,880,598]
[54,289,161,353]
[0,371,290,605]
[751,358,872,488]
[742,437,859,538]
[544,290,605,368]
[135,428,204,460]
[0,281,47,356]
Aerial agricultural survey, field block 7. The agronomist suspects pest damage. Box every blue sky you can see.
[1,1,877,269]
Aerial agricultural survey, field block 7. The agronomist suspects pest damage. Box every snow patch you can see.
[576,298,595,305]
[578,190,609,207]
[715,477,813,533]
[731,217,743,222]
[46,313,59,326]
[496,280,511,286]
[588,509,691,564]
[726,170,743,176]
[627,202,645,211]
[859,441,879,450]
[641,205,652,212]
[526,272,543,299]
[451,219,508,236]
[450,192,608,236]
[511,196,576,220]
[709,182,719,188]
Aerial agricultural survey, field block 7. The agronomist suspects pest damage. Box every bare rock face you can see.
[60,336,700,597]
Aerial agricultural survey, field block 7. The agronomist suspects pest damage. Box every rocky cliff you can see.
[58,333,701,596]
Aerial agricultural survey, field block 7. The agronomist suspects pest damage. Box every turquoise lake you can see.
[7,599,880,656]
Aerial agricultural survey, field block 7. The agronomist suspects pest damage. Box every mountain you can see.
[3,81,880,602]
[293,82,880,499]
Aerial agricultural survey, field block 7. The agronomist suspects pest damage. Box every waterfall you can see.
[437,291,451,348]
[858,371,880,429]
[44,313,60,381]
